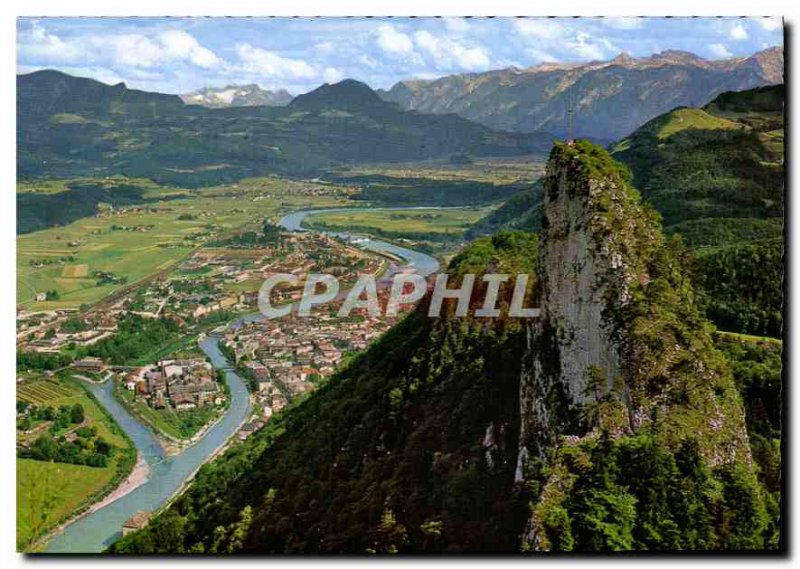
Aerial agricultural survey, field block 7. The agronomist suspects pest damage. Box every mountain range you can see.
[181,84,293,108]
[379,47,783,141]
[17,48,783,186]
[17,71,549,186]
[469,84,784,337]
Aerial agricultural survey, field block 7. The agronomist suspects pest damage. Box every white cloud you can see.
[758,18,782,32]
[709,43,733,58]
[569,32,607,61]
[234,43,317,79]
[408,71,441,81]
[323,67,344,83]
[443,17,470,34]
[525,48,558,64]
[315,41,334,53]
[158,30,220,68]
[513,19,567,39]
[414,30,490,70]
[513,18,618,65]
[603,17,643,30]
[25,23,84,61]
[20,23,221,70]
[376,23,414,54]
[730,23,749,41]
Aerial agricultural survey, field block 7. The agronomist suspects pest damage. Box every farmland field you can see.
[18,376,129,446]
[303,206,496,240]
[17,176,350,310]
[17,380,74,405]
[335,159,545,185]
[61,264,89,278]
[16,375,135,550]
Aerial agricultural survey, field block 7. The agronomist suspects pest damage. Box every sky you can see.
[17,17,784,95]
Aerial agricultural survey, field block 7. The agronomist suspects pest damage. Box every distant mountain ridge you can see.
[379,47,783,141]
[18,69,184,121]
[18,71,550,186]
[469,84,784,336]
[181,84,293,108]
[288,79,392,113]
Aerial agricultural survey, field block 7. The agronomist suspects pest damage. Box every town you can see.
[219,284,412,439]
[17,220,411,445]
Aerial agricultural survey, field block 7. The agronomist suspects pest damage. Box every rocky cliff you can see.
[517,141,756,550]
[379,47,784,141]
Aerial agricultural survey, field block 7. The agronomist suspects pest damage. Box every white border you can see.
[2,1,796,567]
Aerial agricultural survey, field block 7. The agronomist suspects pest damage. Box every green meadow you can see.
[304,206,496,240]
[17,177,348,310]
[17,459,117,551]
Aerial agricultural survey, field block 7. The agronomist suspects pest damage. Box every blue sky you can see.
[17,17,783,95]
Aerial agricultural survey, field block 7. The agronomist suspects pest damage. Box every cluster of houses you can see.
[16,225,386,357]
[125,358,224,411]
[18,221,421,450]
[221,288,413,437]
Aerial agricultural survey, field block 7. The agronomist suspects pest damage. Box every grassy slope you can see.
[652,107,740,139]
[610,85,784,337]
[611,85,783,229]
[17,459,117,550]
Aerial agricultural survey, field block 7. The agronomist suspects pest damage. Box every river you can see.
[43,207,439,553]
[44,336,252,553]
[278,207,440,277]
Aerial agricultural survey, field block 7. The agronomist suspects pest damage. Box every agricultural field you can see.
[336,158,545,185]
[303,206,496,241]
[16,375,134,550]
[17,380,74,405]
[17,176,350,310]
[17,376,128,447]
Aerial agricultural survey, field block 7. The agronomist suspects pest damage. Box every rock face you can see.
[379,47,784,141]
[516,141,752,484]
